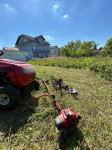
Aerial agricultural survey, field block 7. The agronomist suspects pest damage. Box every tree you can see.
[67,40,75,48]
[75,40,81,50]
[75,41,97,57]
[60,40,97,57]
[99,47,102,50]
[70,40,81,57]
[80,41,97,50]
[79,41,96,57]
[102,37,112,57]
[60,46,70,57]
[60,40,81,57]
[91,41,98,50]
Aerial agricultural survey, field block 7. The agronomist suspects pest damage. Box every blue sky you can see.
[0,0,112,49]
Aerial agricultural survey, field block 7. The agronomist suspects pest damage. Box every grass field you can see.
[0,63,112,149]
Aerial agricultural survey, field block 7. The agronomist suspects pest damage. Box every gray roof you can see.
[50,46,59,49]
[16,34,50,45]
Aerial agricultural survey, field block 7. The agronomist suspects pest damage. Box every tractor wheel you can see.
[0,85,20,110]
[33,79,40,90]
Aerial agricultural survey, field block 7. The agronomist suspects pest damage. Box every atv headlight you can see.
[22,66,35,74]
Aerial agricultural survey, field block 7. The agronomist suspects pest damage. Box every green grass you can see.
[29,56,112,81]
[0,64,112,150]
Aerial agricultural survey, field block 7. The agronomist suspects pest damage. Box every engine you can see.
[55,108,81,130]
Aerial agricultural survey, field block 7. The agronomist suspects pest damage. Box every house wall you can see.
[0,50,28,61]
[17,42,33,60]
[32,42,50,58]
[17,39,50,59]
[49,47,59,57]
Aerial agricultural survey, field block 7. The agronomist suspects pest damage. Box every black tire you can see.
[33,79,40,90]
[0,85,20,110]
[19,79,40,97]
[26,79,40,91]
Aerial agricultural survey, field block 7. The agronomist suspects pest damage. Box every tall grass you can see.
[29,56,112,81]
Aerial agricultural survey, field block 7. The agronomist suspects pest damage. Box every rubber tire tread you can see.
[0,85,20,110]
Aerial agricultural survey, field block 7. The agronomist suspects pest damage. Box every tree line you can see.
[60,37,112,57]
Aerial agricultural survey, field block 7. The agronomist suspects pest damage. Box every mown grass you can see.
[0,64,112,149]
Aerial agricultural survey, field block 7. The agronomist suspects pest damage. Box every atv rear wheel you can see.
[0,85,20,110]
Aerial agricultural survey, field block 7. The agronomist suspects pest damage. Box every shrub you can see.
[29,57,112,81]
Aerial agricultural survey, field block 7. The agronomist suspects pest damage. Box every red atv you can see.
[0,51,39,110]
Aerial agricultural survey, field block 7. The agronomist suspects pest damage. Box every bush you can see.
[102,37,112,57]
[29,57,112,81]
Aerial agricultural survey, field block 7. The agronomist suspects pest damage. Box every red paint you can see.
[60,108,81,129]
[0,59,36,87]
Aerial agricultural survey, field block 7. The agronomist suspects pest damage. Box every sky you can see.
[0,0,112,49]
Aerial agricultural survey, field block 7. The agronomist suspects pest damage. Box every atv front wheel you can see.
[0,85,20,110]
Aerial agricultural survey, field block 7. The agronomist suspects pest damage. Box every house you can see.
[95,50,103,56]
[49,46,59,57]
[15,34,50,60]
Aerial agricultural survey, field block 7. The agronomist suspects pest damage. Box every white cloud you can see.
[63,14,68,18]
[52,3,68,20]
[61,14,68,19]
[53,4,59,10]
[44,35,54,40]
[4,4,15,12]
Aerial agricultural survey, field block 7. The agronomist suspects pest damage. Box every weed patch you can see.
[29,57,112,80]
